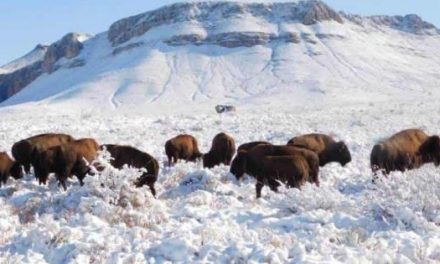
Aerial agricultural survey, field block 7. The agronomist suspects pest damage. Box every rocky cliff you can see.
[0,33,87,102]
[108,0,343,47]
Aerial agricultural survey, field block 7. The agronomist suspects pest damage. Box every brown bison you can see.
[0,152,23,186]
[287,133,351,167]
[100,144,159,197]
[370,129,440,177]
[165,134,202,166]
[255,155,312,198]
[231,144,320,186]
[203,133,236,168]
[237,141,270,152]
[12,133,74,174]
[33,138,99,190]
[230,145,320,197]
[231,150,315,198]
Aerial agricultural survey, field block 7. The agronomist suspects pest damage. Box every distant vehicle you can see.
[215,105,236,114]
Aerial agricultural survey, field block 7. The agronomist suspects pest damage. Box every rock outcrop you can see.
[302,0,343,25]
[0,61,44,102]
[42,33,85,72]
[369,14,439,34]
[0,33,87,102]
[108,1,344,47]
[345,14,439,35]
[164,32,305,48]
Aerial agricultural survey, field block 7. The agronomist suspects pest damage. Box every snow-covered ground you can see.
[0,98,439,263]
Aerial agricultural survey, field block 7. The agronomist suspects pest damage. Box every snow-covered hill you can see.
[0,0,439,111]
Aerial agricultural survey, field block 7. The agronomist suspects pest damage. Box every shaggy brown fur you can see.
[287,133,351,167]
[33,138,99,190]
[370,129,440,177]
[255,155,311,198]
[237,141,270,152]
[165,134,202,166]
[12,133,74,174]
[0,152,23,186]
[203,133,236,168]
[101,144,159,197]
[230,145,320,188]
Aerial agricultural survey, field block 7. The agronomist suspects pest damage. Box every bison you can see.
[203,133,236,168]
[33,138,99,190]
[255,155,312,198]
[370,129,440,177]
[237,141,270,152]
[0,152,23,186]
[12,133,74,174]
[231,150,314,198]
[287,133,351,167]
[231,144,320,186]
[165,134,202,166]
[100,144,159,197]
[230,145,320,197]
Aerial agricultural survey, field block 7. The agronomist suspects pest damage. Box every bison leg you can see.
[314,178,320,187]
[60,179,67,191]
[255,175,265,198]
[148,184,156,198]
[77,175,85,186]
[268,179,280,193]
[24,164,31,174]
[256,182,264,198]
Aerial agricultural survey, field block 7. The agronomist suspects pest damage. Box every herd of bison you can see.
[0,128,439,198]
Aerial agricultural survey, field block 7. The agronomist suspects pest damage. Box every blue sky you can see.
[1,0,439,66]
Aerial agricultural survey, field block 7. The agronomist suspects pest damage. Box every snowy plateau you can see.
[0,0,440,263]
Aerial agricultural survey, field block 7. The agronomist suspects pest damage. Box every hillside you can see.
[0,0,439,112]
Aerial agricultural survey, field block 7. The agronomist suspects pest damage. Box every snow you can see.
[0,1,439,262]
[0,98,439,263]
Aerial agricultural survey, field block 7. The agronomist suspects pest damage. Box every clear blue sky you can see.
[1,0,439,66]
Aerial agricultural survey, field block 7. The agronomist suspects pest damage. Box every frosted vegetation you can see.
[0,99,439,263]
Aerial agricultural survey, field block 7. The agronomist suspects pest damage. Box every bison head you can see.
[419,135,440,166]
[336,141,352,166]
[203,153,218,168]
[10,161,23,179]
[230,151,248,180]
[73,158,91,186]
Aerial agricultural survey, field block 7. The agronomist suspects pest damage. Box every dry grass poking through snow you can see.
[0,100,439,263]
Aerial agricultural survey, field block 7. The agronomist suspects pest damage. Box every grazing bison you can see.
[33,138,99,190]
[100,144,159,197]
[287,133,351,167]
[165,134,202,166]
[237,141,270,152]
[203,133,236,168]
[230,144,320,194]
[12,133,74,174]
[0,152,23,186]
[370,129,440,177]
[255,155,312,198]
